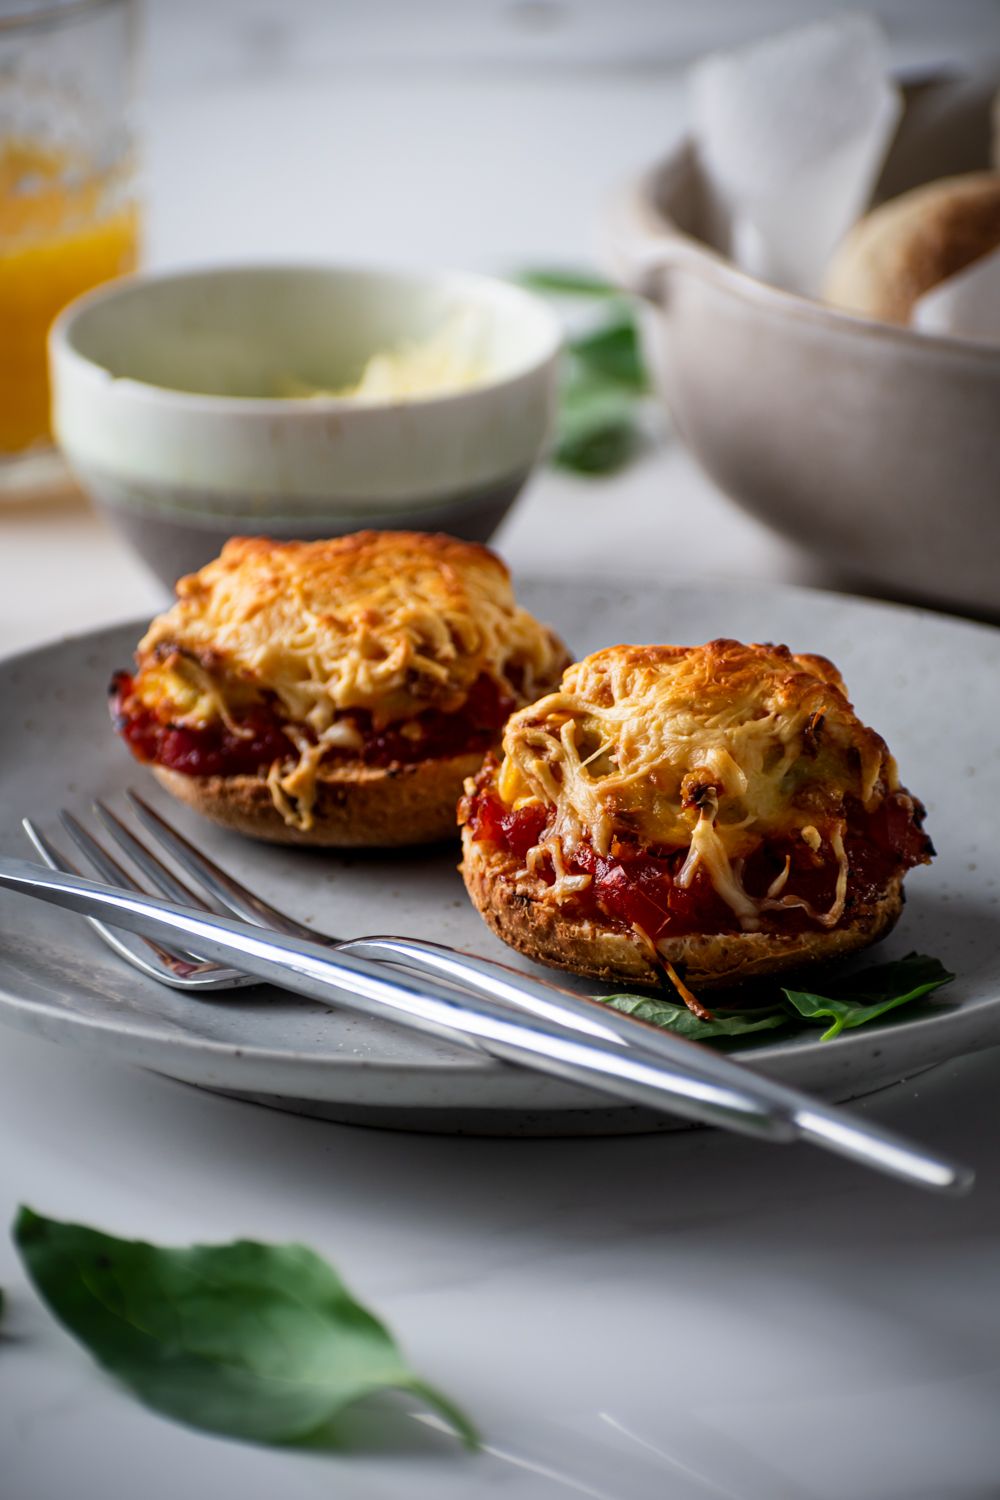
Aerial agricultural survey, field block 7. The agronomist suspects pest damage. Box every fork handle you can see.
[327,934,975,1193]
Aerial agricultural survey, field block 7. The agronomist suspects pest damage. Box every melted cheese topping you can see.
[132,531,565,829]
[494,640,897,935]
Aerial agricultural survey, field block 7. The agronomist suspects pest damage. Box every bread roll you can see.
[824,171,1000,324]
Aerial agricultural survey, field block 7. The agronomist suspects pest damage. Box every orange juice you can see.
[0,139,138,455]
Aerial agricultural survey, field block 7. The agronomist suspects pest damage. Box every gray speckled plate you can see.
[2,578,999,1135]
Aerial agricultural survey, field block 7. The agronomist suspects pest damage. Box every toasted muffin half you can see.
[112,531,567,846]
[459,640,933,992]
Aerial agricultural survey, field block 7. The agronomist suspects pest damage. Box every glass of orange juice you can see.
[0,0,139,496]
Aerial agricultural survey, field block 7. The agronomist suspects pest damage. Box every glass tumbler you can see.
[0,0,138,496]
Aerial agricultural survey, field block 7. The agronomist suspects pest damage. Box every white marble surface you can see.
[3,3,1000,1496]
[5,1031,1000,1500]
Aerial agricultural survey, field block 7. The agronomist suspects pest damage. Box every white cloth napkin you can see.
[690,14,902,297]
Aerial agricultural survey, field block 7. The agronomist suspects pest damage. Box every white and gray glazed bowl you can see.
[609,75,1000,617]
[49,264,561,585]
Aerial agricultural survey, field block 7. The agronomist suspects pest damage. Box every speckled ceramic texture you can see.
[1,578,998,1134]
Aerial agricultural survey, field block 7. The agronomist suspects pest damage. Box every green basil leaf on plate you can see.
[601,992,788,1041]
[780,953,955,1042]
[600,954,954,1046]
[13,1207,476,1449]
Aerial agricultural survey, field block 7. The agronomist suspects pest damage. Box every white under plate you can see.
[2,578,999,1134]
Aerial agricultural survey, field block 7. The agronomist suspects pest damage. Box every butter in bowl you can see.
[48,264,561,585]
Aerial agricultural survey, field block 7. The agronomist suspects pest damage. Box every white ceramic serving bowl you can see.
[50,264,561,585]
[609,75,1000,617]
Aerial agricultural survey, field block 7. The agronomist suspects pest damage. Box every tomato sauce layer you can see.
[463,783,933,938]
[110,672,512,777]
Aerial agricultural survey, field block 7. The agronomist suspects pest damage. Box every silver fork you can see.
[23,795,782,1073]
[17,792,974,1193]
[23,815,258,991]
[0,846,974,1193]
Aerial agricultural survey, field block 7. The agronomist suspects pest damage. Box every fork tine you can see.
[24,818,84,880]
[27,816,258,990]
[125,788,312,937]
[58,810,232,978]
[59,809,214,974]
[23,818,207,982]
[92,799,214,911]
[60,809,160,898]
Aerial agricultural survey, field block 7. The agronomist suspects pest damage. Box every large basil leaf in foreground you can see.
[779,953,955,1041]
[13,1207,476,1448]
[600,954,955,1046]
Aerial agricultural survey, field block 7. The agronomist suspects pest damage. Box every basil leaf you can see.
[780,953,955,1042]
[601,993,788,1041]
[554,379,639,474]
[13,1208,476,1449]
[568,316,649,393]
[518,266,652,474]
[600,954,954,1047]
[517,268,621,297]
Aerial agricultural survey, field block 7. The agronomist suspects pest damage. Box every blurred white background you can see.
[143,0,1000,272]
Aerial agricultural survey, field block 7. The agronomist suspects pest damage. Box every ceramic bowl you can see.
[49,264,561,585]
[609,74,1000,616]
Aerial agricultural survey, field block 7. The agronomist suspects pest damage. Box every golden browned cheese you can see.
[493,640,898,932]
[131,531,565,830]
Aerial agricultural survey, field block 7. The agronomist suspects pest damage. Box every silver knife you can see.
[0,855,972,1194]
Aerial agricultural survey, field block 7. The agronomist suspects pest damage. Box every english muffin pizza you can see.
[459,639,933,992]
[111,531,567,846]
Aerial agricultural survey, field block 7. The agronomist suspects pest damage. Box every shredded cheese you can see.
[525,838,593,903]
[662,961,714,1020]
[494,640,897,933]
[131,532,565,830]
